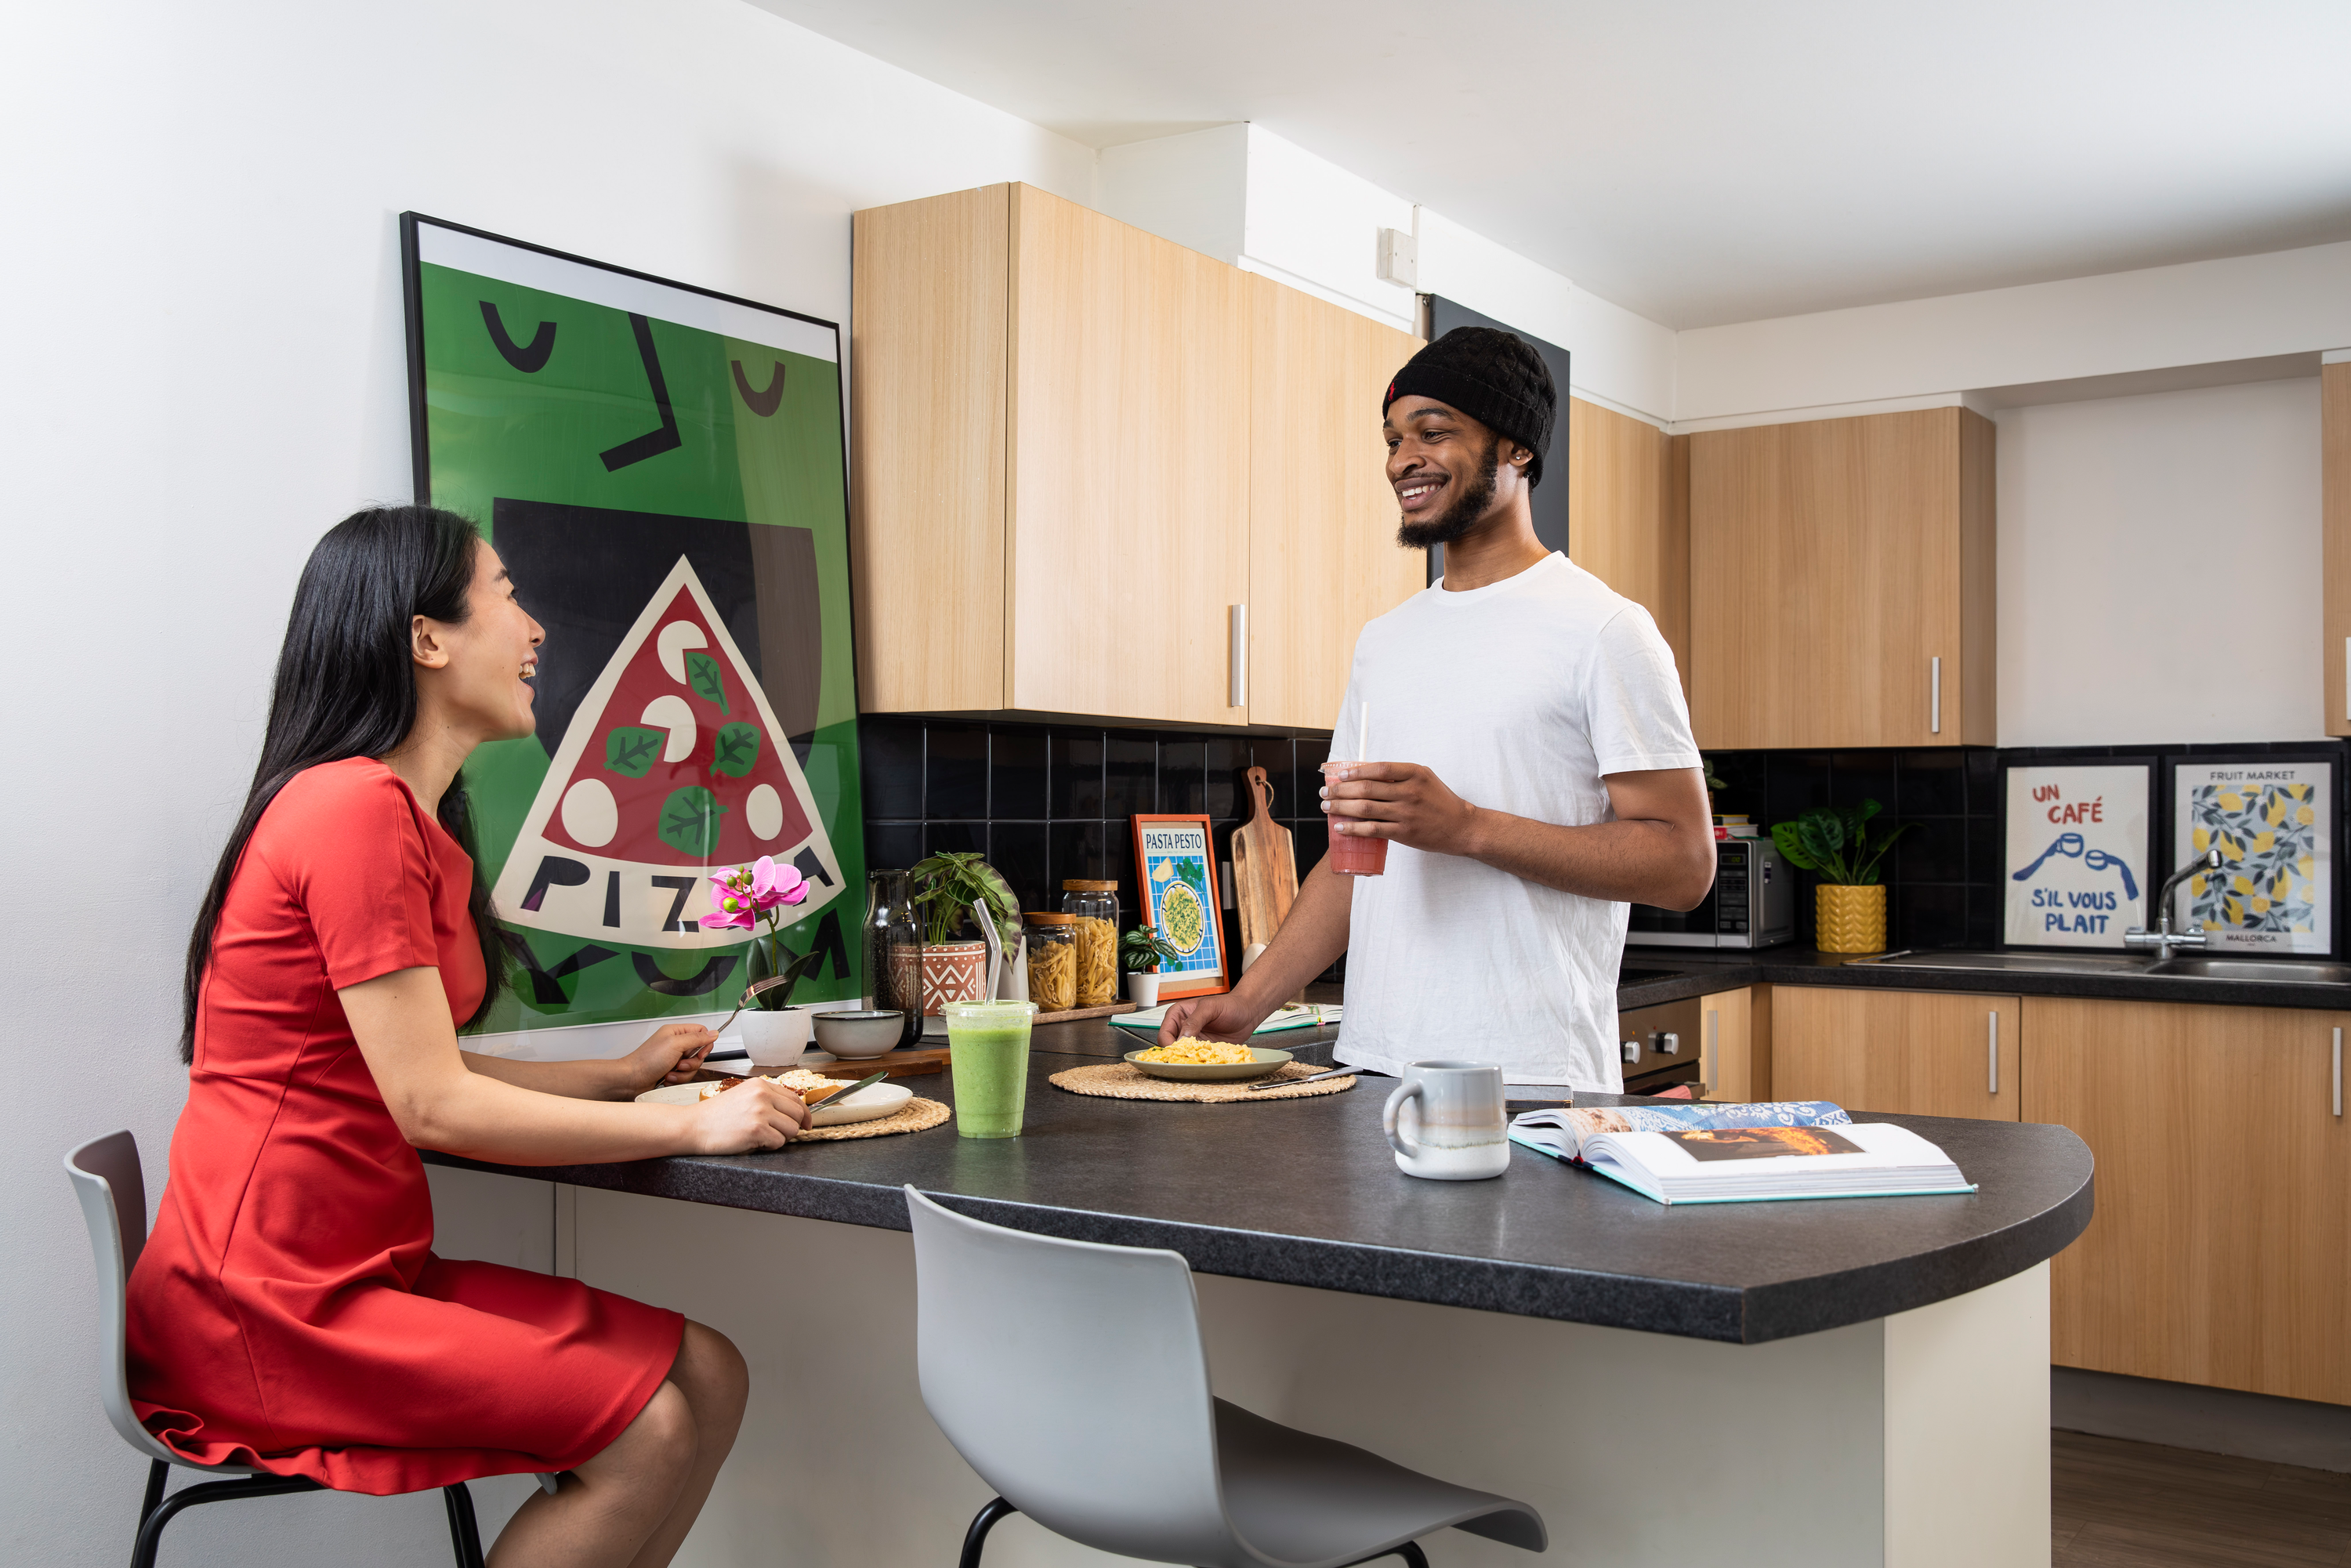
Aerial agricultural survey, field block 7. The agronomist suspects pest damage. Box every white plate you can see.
[634,1077,912,1127]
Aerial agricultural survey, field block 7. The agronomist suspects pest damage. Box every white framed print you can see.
[2172,759,2333,954]
[2005,765,2150,947]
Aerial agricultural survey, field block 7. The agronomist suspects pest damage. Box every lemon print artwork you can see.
[2180,767,2331,954]
[1159,882,1208,956]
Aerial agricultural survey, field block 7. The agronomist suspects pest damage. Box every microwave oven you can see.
[1626,837,1794,949]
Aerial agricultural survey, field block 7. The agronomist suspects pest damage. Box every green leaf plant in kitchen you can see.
[1121,925,1180,975]
[909,852,1020,947]
[1770,800,1915,955]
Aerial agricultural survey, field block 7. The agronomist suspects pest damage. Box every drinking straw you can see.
[973,898,1002,1001]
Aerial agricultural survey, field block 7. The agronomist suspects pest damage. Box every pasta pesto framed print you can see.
[400,213,865,1043]
[1129,814,1228,1001]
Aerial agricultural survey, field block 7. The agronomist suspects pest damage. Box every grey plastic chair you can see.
[904,1185,1548,1568]
[65,1130,557,1568]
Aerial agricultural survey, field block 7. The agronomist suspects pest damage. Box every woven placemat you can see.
[1049,1062,1355,1104]
[796,1097,951,1141]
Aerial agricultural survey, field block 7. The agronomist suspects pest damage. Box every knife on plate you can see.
[808,1069,889,1114]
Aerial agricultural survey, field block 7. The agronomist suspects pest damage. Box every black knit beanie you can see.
[1382,326,1556,486]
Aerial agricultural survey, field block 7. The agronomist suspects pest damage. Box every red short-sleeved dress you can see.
[127,757,682,1496]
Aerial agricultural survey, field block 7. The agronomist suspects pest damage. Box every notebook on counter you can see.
[1509,1101,1975,1205]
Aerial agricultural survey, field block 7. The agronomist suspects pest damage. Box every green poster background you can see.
[407,226,864,1035]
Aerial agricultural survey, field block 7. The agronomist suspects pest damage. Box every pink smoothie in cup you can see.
[1320,761,1389,876]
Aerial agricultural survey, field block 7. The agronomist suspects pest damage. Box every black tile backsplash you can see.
[861,715,1345,983]
[864,719,2349,969]
[1703,738,2349,957]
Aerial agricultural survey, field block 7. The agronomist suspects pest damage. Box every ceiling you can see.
[746,0,2351,329]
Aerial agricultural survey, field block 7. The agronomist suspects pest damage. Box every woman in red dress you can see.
[129,506,813,1568]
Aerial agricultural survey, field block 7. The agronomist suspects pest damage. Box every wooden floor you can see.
[2056,1429,2351,1566]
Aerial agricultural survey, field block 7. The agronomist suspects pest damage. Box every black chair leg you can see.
[129,1473,322,1568]
[137,1460,168,1530]
[1339,1544,1429,1568]
[957,1496,1019,1568]
[442,1482,487,1568]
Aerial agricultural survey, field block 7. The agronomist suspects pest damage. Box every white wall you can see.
[1996,377,2326,746]
[0,2,1090,1564]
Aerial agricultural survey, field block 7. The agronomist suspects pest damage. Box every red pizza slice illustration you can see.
[492,556,842,950]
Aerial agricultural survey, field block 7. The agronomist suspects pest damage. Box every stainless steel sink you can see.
[2144,957,2351,985]
[1851,949,2351,986]
[1849,950,2155,976]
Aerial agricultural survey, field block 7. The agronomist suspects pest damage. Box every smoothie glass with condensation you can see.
[1320,761,1389,876]
[944,1000,1038,1138]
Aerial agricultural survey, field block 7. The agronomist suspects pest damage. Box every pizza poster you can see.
[2172,761,2333,955]
[401,215,864,1038]
[1130,817,1227,1001]
[2004,765,2149,947]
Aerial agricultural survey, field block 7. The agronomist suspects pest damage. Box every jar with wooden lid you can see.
[1023,914,1078,1013]
[1060,880,1120,1007]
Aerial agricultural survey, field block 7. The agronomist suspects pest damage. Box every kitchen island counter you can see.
[429,1048,2088,1345]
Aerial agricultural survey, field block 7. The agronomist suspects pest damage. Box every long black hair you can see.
[180,505,506,1062]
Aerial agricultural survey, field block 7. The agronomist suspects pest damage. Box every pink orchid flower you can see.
[704,877,759,931]
[748,856,810,910]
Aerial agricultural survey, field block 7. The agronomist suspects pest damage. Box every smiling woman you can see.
[134,505,818,1568]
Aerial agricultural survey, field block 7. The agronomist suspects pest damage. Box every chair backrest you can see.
[904,1186,1231,1565]
[64,1130,199,1469]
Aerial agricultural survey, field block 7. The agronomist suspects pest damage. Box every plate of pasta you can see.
[635,1069,912,1126]
[1123,1039,1292,1082]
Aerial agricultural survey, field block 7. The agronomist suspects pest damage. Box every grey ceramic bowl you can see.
[813,1010,905,1059]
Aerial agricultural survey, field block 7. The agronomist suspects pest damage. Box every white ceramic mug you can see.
[1382,1059,1510,1181]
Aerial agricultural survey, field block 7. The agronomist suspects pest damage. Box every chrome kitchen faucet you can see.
[2121,847,2226,962]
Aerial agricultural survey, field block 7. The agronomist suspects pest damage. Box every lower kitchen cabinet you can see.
[2024,996,2351,1406]
[1699,986,1763,1103]
[1771,986,2020,1120]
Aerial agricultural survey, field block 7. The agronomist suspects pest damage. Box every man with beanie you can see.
[1161,327,1715,1092]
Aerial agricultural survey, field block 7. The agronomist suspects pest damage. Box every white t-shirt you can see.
[1330,552,1701,1091]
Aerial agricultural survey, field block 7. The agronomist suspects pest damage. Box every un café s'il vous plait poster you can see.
[2005,766,2150,947]
[400,215,864,1045]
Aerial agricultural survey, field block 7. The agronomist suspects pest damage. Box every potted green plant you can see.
[904,852,1020,1016]
[1770,800,1914,954]
[1120,924,1181,1008]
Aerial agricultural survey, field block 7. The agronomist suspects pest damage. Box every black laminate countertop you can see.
[431,1049,2092,1345]
[1615,945,2351,1012]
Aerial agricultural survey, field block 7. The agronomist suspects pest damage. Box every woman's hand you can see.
[615,1023,719,1095]
[686,1077,813,1154]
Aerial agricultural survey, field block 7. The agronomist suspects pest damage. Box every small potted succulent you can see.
[904,851,1020,1016]
[1121,924,1181,1008]
[1770,800,1914,954]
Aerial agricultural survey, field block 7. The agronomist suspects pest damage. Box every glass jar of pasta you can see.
[1060,880,1120,1008]
[1022,914,1078,1013]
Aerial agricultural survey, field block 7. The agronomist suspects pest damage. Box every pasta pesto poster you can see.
[400,215,864,1037]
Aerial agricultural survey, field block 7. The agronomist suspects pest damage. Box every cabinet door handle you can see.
[1232,607,1251,710]
[1931,656,1943,735]
[1987,1010,1999,1095]
[2334,1027,2342,1118]
[1704,1009,1719,1086]
[1228,604,1247,709]
[2343,638,2349,725]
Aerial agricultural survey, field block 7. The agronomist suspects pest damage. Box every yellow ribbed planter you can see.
[1816,885,1889,954]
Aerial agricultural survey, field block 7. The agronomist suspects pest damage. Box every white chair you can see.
[65,1130,557,1568]
[904,1185,1548,1568]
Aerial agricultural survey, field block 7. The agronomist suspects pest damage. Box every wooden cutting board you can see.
[1230,766,1299,951]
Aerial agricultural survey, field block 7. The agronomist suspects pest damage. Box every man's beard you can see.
[1395,438,1500,549]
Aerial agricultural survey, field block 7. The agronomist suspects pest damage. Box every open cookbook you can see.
[1508,1101,1976,1205]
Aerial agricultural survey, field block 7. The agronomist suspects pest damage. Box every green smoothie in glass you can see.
[944,1000,1038,1139]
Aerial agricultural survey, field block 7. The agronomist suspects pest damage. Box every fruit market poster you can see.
[2172,761,2332,955]
[1130,815,1227,1001]
[401,214,864,1039]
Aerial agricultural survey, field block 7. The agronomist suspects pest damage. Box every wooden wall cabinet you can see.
[2024,997,2350,1406]
[1565,397,1689,696]
[850,183,1419,727]
[1688,407,1995,749]
[1771,986,2020,1121]
[1246,276,1426,730]
[2324,360,2349,737]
